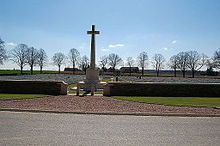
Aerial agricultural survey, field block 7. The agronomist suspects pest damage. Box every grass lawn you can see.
[112,96,220,108]
[0,94,52,100]
[0,69,61,74]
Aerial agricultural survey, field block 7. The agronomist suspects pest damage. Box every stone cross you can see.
[87,25,100,69]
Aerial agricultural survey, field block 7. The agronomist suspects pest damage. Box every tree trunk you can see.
[113,67,115,76]
[30,65,33,75]
[192,69,195,78]
[72,62,75,74]
[174,68,176,77]
[156,70,159,77]
[182,70,186,78]
[20,66,23,75]
[102,66,104,75]
[40,66,43,74]
[58,65,60,74]
[129,67,132,76]
[142,67,144,76]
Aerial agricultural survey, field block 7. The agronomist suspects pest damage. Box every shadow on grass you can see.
[112,96,220,108]
[0,94,53,100]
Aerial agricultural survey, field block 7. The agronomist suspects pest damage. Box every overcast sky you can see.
[1,0,220,70]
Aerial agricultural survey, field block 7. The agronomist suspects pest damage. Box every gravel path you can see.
[0,95,219,115]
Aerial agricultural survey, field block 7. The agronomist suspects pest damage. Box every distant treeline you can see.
[0,37,220,78]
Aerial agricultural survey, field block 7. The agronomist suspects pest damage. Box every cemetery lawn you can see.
[0,94,52,100]
[0,69,60,74]
[112,96,220,108]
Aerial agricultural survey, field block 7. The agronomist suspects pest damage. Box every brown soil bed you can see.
[0,95,220,115]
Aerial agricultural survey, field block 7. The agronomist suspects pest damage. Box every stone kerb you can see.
[103,82,220,97]
[0,80,68,95]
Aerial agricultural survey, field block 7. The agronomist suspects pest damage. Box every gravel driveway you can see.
[0,95,219,115]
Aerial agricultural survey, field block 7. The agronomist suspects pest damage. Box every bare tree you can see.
[213,48,220,69]
[108,53,122,72]
[27,47,39,74]
[206,57,216,75]
[137,51,148,76]
[186,51,207,78]
[99,55,108,72]
[152,54,165,77]
[79,55,89,73]
[11,44,28,74]
[52,52,65,73]
[126,57,135,75]
[69,48,80,73]
[38,48,47,73]
[169,55,178,77]
[176,52,188,78]
[0,38,7,65]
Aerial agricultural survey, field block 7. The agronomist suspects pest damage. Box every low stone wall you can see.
[103,82,220,97]
[0,80,67,95]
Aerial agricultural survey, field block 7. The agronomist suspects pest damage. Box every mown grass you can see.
[112,96,220,108]
[0,94,52,100]
[0,69,60,74]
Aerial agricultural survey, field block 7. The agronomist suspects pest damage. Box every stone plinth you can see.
[77,67,106,95]
[85,68,100,83]
[77,81,106,96]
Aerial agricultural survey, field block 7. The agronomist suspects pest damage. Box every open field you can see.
[0,94,52,100]
[113,96,220,108]
[0,69,59,74]
[0,69,85,75]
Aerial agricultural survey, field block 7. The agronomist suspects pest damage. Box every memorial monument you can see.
[77,25,106,96]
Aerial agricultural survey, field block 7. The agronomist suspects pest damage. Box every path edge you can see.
[1,108,220,117]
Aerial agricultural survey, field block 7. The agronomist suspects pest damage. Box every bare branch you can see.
[69,48,80,70]
[152,54,165,77]
[108,53,122,70]
[10,44,28,74]
[176,52,188,77]
[213,48,220,69]
[168,55,178,77]
[137,51,148,75]
[186,51,207,77]
[0,38,7,65]
[38,48,47,73]
[78,55,89,72]
[99,55,108,69]
[26,47,39,74]
[52,52,65,73]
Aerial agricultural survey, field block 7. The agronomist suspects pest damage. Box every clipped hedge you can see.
[0,80,67,95]
[103,82,220,97]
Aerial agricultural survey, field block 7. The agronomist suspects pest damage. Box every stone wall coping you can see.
[0,80,67,84]
[106,82,220,85]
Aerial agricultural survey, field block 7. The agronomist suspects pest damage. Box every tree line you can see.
[0,39,47,74]
[0,37,220,77]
